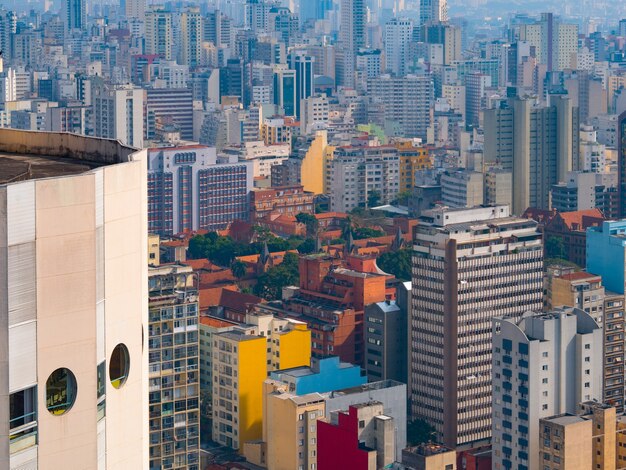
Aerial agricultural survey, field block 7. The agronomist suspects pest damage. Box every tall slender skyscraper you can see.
[384,17,413,76]
[66,0,85,31]
[618,111,626,217]
[410,205,543,448]
[145,9,173,60]
[419,0,447,31]
[337,0,366,87]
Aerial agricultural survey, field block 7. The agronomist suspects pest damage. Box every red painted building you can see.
[318,402,395,470]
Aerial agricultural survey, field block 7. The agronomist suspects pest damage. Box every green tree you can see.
[377,249,412,281]
[546,236,566,259]
[367,189,382,208]
[392,190,412,206]
[353,227,386,240]
[230,260,247,279]
[297,238,317,254]
[254,252,300,300]
[296,212,320,238]
[407,419,436,446]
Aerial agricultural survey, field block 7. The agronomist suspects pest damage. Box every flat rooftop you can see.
[0,153,102,184]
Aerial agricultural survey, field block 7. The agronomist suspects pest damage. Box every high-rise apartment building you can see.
[618,111,626,217]
[492,307,602,470]
[146,9,174,61]
[419,0,447,33]
[126,0,146,21]
[180,8,202,68]
[519,13,578,72]
[145,87,193,140]
[92,79,144,148]
[384,18,413,76]
[0,129,147,469]
[338,0,366,87]
[65,0,85,31]
[148,265,200,470]
[368,74,434,139]
[411,205,543,448]
[147,144,253,235]
[329,145,400,212]
[483,95,579,214]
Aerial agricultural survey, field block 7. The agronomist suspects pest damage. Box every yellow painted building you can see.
[300,130,328,195]
[395,141,431,192]
[212,315,311,451]
[148,233,160,266]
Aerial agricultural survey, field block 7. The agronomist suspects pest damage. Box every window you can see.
[10,386,37,430]
[110,343,130,389]
[46,368,78,415]
[359,420,365,428]
[97,361,106,421]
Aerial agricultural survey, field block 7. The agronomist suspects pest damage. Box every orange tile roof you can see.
[199,315,239,328]
[558,209,604,231]
[219,289,264,312]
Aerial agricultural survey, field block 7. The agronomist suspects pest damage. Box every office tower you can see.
[145,9,173,61]
[300,0,331,24]
[440,169,484,207]
[0,9,14,62]
[66,0,85,30]
[419,0,447,32]
[0,129,147,468]
[203,10,232,48]
[587,220,626,295]
[211,314,311,450]
[423,22,462,65]
[219,58,244,103]
[364,298,408,383]
[619,111,626,217]
[147,145,253,234]
[273,67,296,116]
[148,265,200,470]
[290,54,314,118]
[465,72,491,129]
[368,74,434,139]
[338,0,366,87]
[145,87,193,140]
[318,402,396,469]
[519,13,578,72]
[91,80,144,148]
[492,307,602,470]
[126,0,146,20]
[411,205,543,448]
[483,95,579,214]
[329,145,400,212]
[245,0,274,32]
[384,18,412,76]
[268,6,298,45]
[180,8,202,68]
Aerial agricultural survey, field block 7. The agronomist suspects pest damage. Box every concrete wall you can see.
[0,129,137,164]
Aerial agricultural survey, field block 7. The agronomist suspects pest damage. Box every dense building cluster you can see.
[2,0,626,469]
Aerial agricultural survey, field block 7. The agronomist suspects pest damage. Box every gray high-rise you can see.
[410,205,543,448]
[483,95,579,214]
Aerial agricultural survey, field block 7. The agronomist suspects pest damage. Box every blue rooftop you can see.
[270,356,367,395]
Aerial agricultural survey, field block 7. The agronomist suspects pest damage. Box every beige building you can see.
[539,414,592,469]
[401,443,456,470]
[244,380,326,470]
[0,129,148,469]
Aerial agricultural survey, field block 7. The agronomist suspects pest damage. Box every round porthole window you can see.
[46,368,78,416]
[109,343,130,389]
